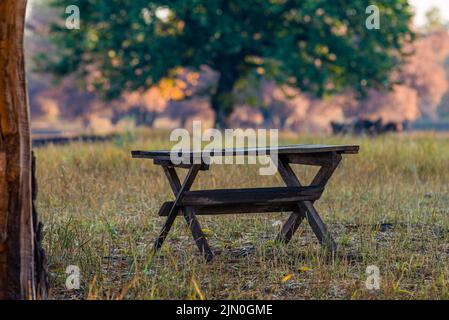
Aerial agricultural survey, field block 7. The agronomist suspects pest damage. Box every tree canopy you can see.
[41,0,414,126]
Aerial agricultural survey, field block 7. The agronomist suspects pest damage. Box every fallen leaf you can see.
[202,228,213,235]
[281,274,293,283]
[298,266,312,272]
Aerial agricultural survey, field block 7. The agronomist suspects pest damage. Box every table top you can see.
[132,144,359,159]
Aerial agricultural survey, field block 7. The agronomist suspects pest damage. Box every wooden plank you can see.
[285,153,334,166]
[131,144,359,159]
[180,186,323,206]
[154,158,209,171]
[132,150,208,162]
[158,201,298,216]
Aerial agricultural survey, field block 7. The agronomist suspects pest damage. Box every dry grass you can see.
[35,130,449,300]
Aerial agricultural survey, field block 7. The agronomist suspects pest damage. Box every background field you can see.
[36,131,449,299]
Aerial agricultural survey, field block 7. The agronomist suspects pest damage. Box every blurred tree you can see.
[401,30,449,119]
[423,6,449,33]
[40,0,414,127]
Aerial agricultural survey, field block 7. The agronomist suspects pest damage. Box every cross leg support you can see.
[276,153,341,252]
[154,165,213,262]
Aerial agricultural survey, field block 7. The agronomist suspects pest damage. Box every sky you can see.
[410,0,449,26]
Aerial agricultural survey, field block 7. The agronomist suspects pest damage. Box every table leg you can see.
[276,153,341,252]
[156,165,213,262]
[153,165,199,251]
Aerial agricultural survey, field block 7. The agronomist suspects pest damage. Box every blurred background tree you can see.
[423,6,449,33]
[39,0,414,127]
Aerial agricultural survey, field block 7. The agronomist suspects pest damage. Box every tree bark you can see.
[0,0,47,300]
[211,65,239,128]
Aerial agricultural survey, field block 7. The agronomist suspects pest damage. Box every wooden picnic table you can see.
[132,144,359,261]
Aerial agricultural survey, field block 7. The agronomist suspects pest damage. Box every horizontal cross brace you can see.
[158,186,323,216]
[158,201,298,216]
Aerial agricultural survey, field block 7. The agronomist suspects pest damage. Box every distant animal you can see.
[381,121,403,134]
[331,118,403,136]
[330,121,347,135]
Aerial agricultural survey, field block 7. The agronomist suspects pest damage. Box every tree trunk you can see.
[211,67,239,128]
[0,0,47,300]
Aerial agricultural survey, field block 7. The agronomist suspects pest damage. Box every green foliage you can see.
[41,0,414,124]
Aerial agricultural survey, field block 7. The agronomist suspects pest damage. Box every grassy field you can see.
[35,130,449,299]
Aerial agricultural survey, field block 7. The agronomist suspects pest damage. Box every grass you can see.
[35,130,449,300]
